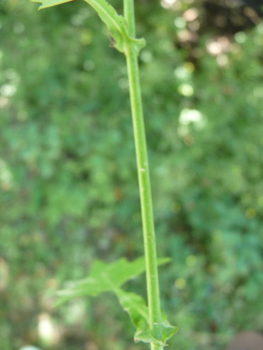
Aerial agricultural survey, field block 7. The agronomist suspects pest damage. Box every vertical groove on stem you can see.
[124,1,163,349]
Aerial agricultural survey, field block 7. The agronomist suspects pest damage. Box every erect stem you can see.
[124,1,163,349]
[124,0,135,37]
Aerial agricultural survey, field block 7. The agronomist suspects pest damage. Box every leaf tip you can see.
[30,0,75,10]
[30,0,45,10]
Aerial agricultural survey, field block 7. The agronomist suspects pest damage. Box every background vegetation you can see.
[1,0,263,349]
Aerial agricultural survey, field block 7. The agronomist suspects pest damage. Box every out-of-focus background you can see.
[1,0,263,349]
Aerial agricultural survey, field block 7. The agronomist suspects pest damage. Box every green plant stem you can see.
[124,0,135,37]
[124,1,163,349]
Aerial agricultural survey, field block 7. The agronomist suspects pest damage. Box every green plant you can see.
[30,0,177,349]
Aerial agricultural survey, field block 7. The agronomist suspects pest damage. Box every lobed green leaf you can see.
[55,256,177,345]
[55,256,170,307]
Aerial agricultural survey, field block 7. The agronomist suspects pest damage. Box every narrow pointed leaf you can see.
[30,0,74,10]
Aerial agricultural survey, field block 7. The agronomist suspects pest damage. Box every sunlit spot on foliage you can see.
[0,97,9,108]
[231,165,241,177]
[235,31,247,44]
[0,159,13,191]
[38,313,61,346]
[206,36,230,56]
[160,0,177,9]
[140,50,153,63]
[258,196,263,207]
[178,83,194,96]
[179,109,206,131]
[257,23,263,34]
[188,20,200,31]
[216,54,229,67]
[63,299,87,324]
[83,60,95,71]
[0,84,16,97]
[1,68,20,98]
[183,62,195,73]
[174,66,190,80]
[177,125,188,137]
[175,278,186,290]
[253,86,263,98]
[253,35,263,46]
[81,29,93,46]
[186,255,196,267]
[212,231,222,245]
[243,6,259,23]
[71,8,91,26]
[5,68,20,83]
[0,258,9,291]
[183,8,199,22]
[174,17,186,29]
[177,29,196,44]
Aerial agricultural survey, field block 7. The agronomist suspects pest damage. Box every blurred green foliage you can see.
[1,0,263,349]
